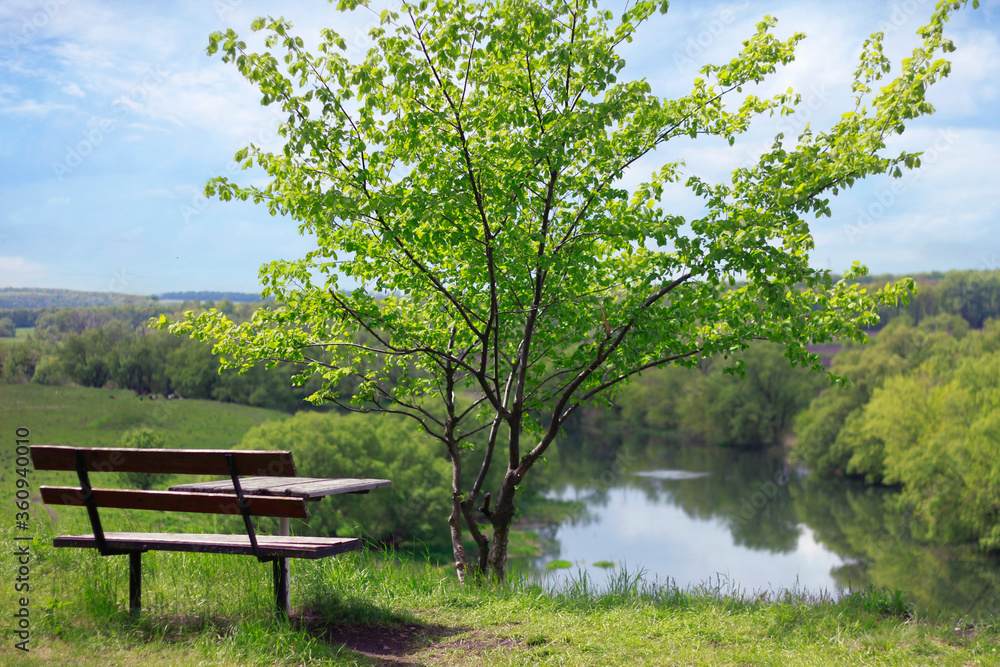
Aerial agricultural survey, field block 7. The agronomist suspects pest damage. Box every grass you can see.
[0,328,33,345]
[1,384,287,450]
[3,512,999,666]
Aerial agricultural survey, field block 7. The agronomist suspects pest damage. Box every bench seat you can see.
[53,532,363,559]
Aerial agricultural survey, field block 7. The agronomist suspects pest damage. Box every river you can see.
[524,432,1000,618]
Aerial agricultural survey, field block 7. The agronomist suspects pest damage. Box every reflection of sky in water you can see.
[632,470,711,480]
[535,484,845,595]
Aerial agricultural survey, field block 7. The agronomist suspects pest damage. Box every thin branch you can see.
[577,349,701,403]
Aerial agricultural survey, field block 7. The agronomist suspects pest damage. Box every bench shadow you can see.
[295,611,468,666]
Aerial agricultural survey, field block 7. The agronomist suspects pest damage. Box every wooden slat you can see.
[170,477,392,499]
[52,532,363,559]
[40,486,310,518]
[30,446,296,477]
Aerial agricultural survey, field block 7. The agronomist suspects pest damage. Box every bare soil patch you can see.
[295,612,522,666]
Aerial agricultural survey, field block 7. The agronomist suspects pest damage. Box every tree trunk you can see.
[460,497,490,579]
[486,471,519,584]
[447,447,469,584]
[448,491,468,584]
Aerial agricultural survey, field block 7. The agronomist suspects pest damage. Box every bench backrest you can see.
[30,445,306,558]
[31,446,296,477]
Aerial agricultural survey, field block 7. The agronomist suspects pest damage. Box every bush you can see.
[117,427,169,490]
[0,341,42,384]
[240,411,452,552]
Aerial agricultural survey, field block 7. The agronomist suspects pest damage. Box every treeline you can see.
[580,341,826,448]
[0,287,154,309]
[159,291,271,302]
[792,314,1000,550]
[6,269,1000,441]
[0,299,260,332]
[0,300,338,412]
[871,269,1000,329]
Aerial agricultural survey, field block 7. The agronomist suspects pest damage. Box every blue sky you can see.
[1,0,997,296]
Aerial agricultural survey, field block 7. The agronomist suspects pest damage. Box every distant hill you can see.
[0,287,154,309]
[158,291,272,302]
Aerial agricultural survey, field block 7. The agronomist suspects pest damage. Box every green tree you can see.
[210,362,305,412]
[842,341,1000,549]
[117,427,169,490]
[165,340,220,398]
[939,270,1000,328]
[0,317,15,337]
[680,342,825,448]
[166,0,976,582]
[792,314,968,475]
[55,322,130,388]
[108,329,178,394]
[0,341,42,384]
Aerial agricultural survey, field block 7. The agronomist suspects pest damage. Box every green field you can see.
[0,328,32,345]
[1,384,287,449]
[1,384,288,496]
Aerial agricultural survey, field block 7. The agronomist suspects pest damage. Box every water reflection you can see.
[526,430,1000,617]
[795,477,1000,617]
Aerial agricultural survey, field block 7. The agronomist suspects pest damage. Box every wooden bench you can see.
[30,445,389,618]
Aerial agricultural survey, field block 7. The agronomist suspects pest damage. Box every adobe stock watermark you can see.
[178,110,284,223]
[874,0,933,36]
[107,267,133,293]
[671,0,751,71]
[843,127,959,244]
[596,445,640,494]
[724,412,840,528]
[776,84,831,138]
[50,65,169,181]
[725,464,792,527]
[4,0,72,54]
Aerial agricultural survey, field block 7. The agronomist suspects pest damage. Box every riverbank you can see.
[5,528,998,666]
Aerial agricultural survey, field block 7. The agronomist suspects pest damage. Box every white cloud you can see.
[48,42,116,70]
[0,98,77,114]
[60,81,84,97]
[0,256,49,287]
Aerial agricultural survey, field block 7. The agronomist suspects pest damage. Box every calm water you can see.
[525,433,1000,617]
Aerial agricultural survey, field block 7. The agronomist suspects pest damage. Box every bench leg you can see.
[129,552,142,618]
[275,517,291,617]
[273,558,290,617]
